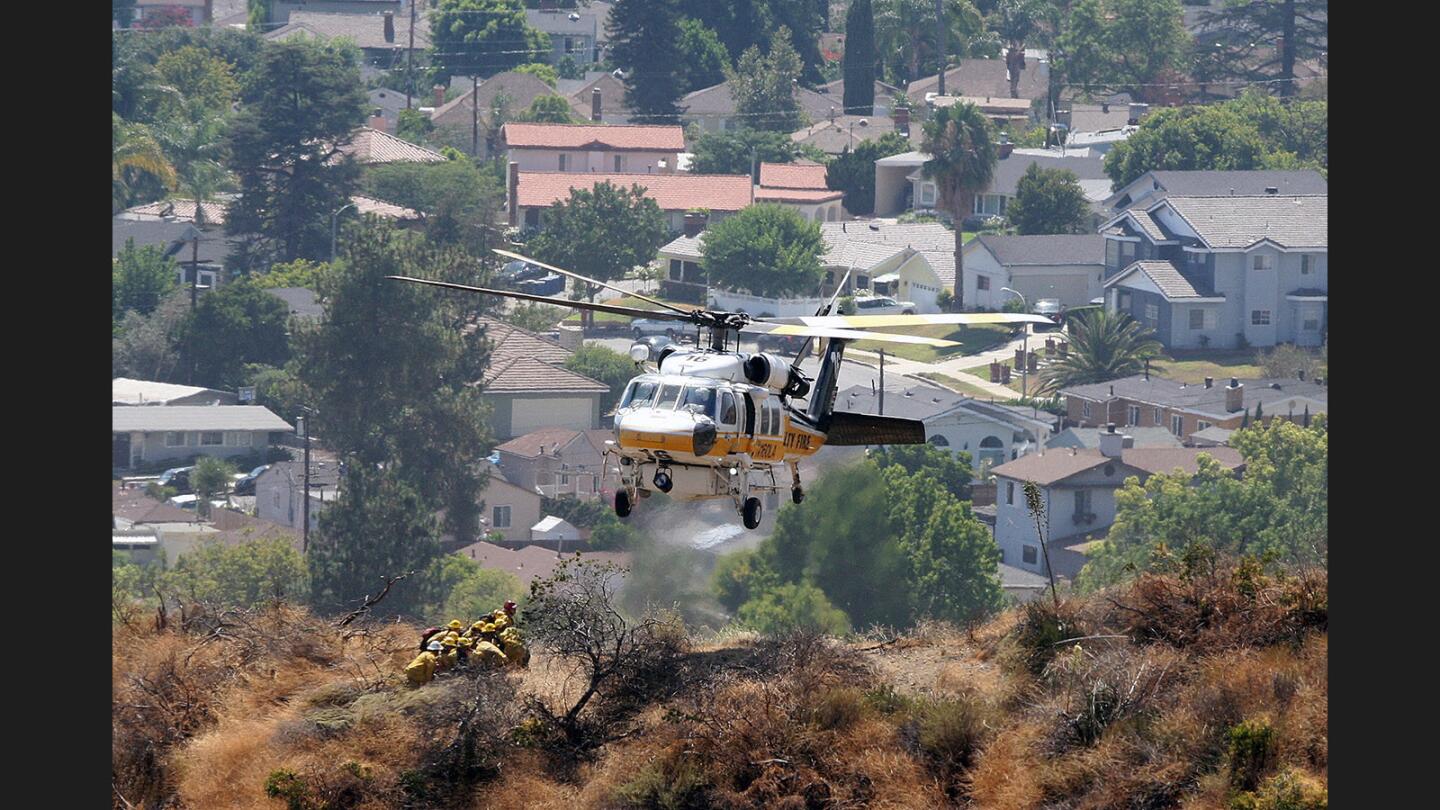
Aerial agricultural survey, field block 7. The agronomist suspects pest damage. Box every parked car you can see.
[513,272,564,296]
[232,465,270,496]
[632,319,686,341]
[756,333,807,354]
[852,295,917,315]
[159,466,194,493]
[497,259,547,285]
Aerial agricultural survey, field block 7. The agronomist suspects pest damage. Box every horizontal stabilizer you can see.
[824,411,928,446]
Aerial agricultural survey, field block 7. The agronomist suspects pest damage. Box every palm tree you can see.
[921,101,996,312]
[990,0,1054,98]
[1038,309,1163,394]
[113,113,178,212]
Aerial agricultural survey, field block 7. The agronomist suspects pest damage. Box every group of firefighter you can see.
[404,600,530,686]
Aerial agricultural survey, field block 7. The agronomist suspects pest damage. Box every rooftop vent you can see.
[869,222,880,231]
[1264,186,1279,194]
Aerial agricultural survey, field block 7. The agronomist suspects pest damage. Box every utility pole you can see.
[935,0,946,96]
[405,0,417,109]
[472,75,480,156]
[878,349,885,415]
[299,415,311,554]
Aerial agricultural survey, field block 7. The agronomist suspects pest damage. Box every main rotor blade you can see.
[386,276,696,322]
[492,249,696,316]
[743,322,959,347]
[761,312,1058,328]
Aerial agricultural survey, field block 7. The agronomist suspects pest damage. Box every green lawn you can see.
[915,372,1014,400]
[851,324,1016,363]
[1149,350,1266,385]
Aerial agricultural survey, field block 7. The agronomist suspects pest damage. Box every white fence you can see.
[708,289,827,317]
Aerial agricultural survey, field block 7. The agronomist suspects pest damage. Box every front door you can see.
[113,433,131,468]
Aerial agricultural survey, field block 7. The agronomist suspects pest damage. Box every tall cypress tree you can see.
[842,0,876,114]
[609,0,686,123]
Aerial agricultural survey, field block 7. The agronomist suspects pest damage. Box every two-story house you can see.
[991,428,1245,578]
[499,123,685,175]
[494,427,610,501]
[1100,192,1327,349]
[254,459,342,533]
[961,234,1107,311]
[525,7,600,65]
[873,146,1110,221]
[1061,373,1329,441]
[1102,170,1329,214]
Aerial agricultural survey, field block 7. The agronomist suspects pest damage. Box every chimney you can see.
[998,142,1015,159]
[1297,369,1305,381]
[893,106,910,137]
[1143,357,1150,380]
[591,87,602,122]
[1099,423,1125,458]
[368,108,387,132]
[433,84,446,108]
[1204,376,1213,389]
[682,211,708,237]
[1127,103,1149,125]
[383,11,395,44]
[1264,186,1279,195]
[1055,107,1072,128]
[507,161,520,226]
[1225,377,1244,413]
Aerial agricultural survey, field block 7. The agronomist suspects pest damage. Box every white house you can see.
[961,234,1107,311]
[112,406,292,470]
[255,460,341,533]
[530,515,582,544]
[113,378,238,407]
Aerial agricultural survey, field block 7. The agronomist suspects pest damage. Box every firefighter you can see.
[404,649,439,686]
[435,633,462,671]
[497,625,530,668]
[420,619,464,651]
[471,638,508,667]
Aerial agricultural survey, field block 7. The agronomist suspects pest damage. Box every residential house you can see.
[113,406,293,469]
[927,95,1034,129]
[495,427,610,500]
[268,1,402,26]
[1061,373,1329,442]
[113,218,235,291]
[904,58,1050,107]
[1055,102,1151,153]
[754,162,844,223]
[530,515,583,545]
[999,562,1054,603]
[874,146,1109,219]
[367,87,410,132]
[118,198,230,228]
[509,169,753,232]
[254,459,342,533]
[679,80,842,133]
[819,219,958,295]
[335,127,447,164]
[835,384,1053,476]
[789,114,920,157]
[961,234,1107,311]
[814,77,905,117]
[134,0,214,26]
[482,357,608,440]
[990,431,1245,577]
[453,539,631,586]
[564,73,634,124]
[265,8,428,70]
[1103,170,1328,214]
[1099,193,1327,349]
[1046,426,1182,451]
[114,378,238,407]
[526,7,600,65]
[499,123,685,175]
[429,72,555,157]
[452,468,543,545]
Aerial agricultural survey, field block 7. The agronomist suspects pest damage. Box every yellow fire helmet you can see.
[447,619,464,630]
[443,633,459,646]
[471,621,488,631]
[457,637,473,647]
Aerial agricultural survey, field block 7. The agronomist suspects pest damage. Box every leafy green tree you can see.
[1054,0,1186,102]
[701,204,824,298]
[113,289,190,381]
[364,158,502,249]
[309,465,443,618]
[114,240,179,324]
[1006,164,1090,234]
[163,537,308,608]
[519,94,580,123]
[1037,309,1162,393]
[870,442,974,502]
[297,221,494,543]
[501,302,567,333]
[396,108,436,144]
[677,17,730,93]
[191,457,238,514]
[225,39,367,267]
[179,279,291,389]
[1079,417,1327,589]
[514,61,558,86]
[737,581,851,634]
[526,181,668,326]
[825,131,912,214]
[843,0,876,114]
[422,554,526,622]
[155,45,240,113]
[712,547,780,612]
[430,0,549,83]
[875,0,987,85]
[557,54,583,79]
[1197,0,1327,98]
[921,101,997,311]
[688,128,805,177]
[245,362,308,424]
[253,258,330,290]
[113,113,178,211]
[564,344,640,412]
[725,25,806,132]
[609,0,687,122]
[881,465,1001,623]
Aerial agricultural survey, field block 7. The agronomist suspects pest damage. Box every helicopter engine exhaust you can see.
[743,353,811,399]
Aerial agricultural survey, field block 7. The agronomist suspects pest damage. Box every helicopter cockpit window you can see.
[620,380,657,410]
[719,391,737,426]
[655,384,683,410]
[682,385,718,417]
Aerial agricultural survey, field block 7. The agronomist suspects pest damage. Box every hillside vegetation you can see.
[113,558,1326,809]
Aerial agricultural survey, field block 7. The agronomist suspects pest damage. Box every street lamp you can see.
[849,117,868,149]
[1001,287,1029,397]
[330,201,358,262]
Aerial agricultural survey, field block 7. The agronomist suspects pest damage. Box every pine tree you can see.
[842,0,876,115]
[609,0,687,123]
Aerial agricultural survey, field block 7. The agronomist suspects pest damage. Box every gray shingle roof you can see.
[266,10,431,51]
[906,58,1049,103]
[112,406,294,433]
[972,234,1105,266]
[820,220,958,286]
[1149,170,1327,198]
[659,232,704,260]
[988,150,1109,197]
[112,218,235,265]
[525,8,596,36]
[835,384,968,421]
[1061,373,1329,418]
[1162,195,1327,249]
[1108,260,1220,301]
[1047,427,1183,450]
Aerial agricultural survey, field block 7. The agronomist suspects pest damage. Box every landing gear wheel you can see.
[791,487,805,504]
[742,497,762,529]
[615,490,632,518]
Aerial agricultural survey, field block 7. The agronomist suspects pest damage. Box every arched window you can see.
[928,434,950,447]
[978,435,1005,471]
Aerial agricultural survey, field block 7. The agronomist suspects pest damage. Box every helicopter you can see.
[390,249,1055,529]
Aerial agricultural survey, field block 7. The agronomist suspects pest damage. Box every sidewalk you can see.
[849,328,1065,400]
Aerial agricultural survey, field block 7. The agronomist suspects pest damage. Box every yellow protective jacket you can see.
[490,612,513,633]
[498,627,529,667]
[472,640,509,667]
[405,651,438,686]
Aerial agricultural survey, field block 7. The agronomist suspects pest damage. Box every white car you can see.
[631,319,686,341]
[852,295,917,315]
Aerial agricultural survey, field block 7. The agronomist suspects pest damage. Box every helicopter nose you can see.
[693,423,717,456]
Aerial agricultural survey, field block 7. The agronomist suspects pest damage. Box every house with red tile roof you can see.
[509,170,754,232]
[500,122,685,175]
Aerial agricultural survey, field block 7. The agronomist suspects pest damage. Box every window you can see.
[1145,303,1158,321]
[656,384,682,409]
[920,182,936,206]
[1119,241,1137,264]
[613,155,626,172]
[1154,407,1162,424]
[759,401,771,435]
[165,431,186,447]
[1302,317,1320,331]
[1252,254,1273,272]
[1106,239,1120,268]
[1251,310,1271,326]
[564,36,575,54]
[1301,254,1315,275]
[558,154,568,171]
[855,274,869,290]
[977,275,990,291]
[492,505,511,529]
[1118,291,1132,310]
[683,385,718,418]
[227,431,252,447]
[1006,481,1015,505]
[200,431,224,446]
[1082,401,1092,418]
[929,435,950,447]
[1074,489,1091,517]
[1171,414,1184,436]
[1023,545,1038,564]
[1127,405,1140,426]
[720,391,737,425]
[1198,420,1212,431]
[1190,309,1205,330]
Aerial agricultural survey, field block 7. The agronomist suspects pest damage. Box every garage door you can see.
[1016,274,1093,308]
[511,398,595,436]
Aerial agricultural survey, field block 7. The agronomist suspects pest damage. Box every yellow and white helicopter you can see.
[390,249,1054,529]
